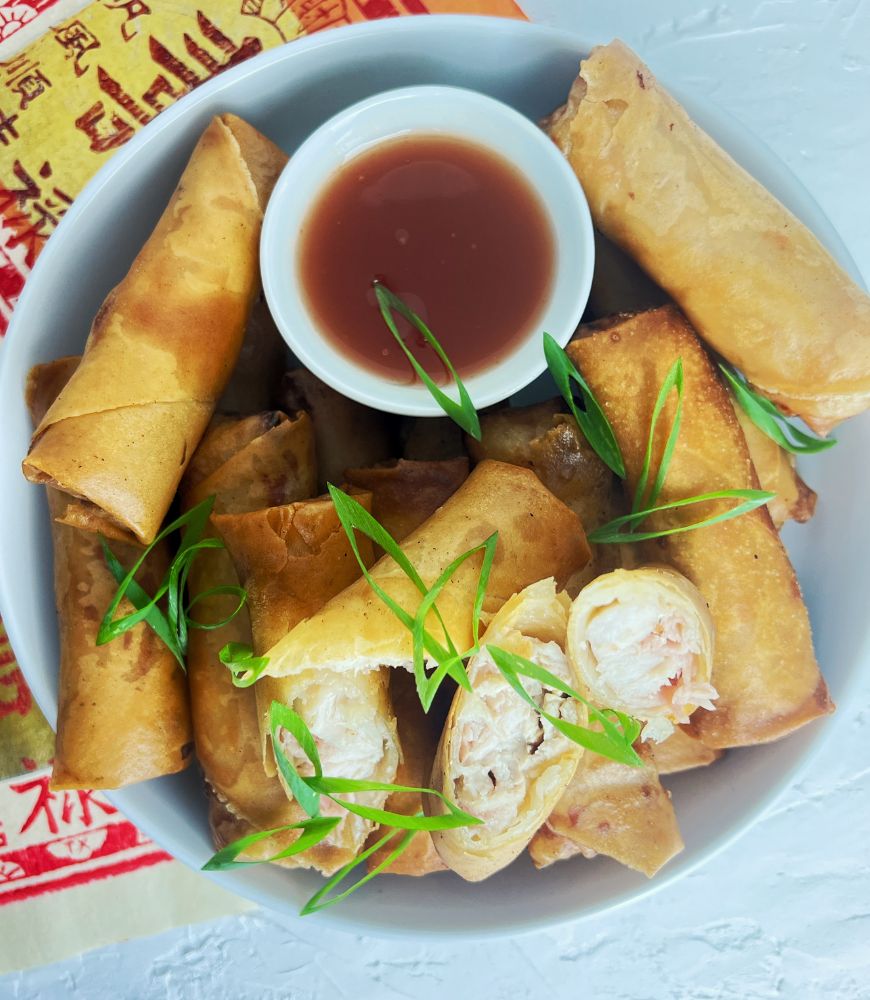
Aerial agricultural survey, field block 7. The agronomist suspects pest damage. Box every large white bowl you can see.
[1,16,867,938]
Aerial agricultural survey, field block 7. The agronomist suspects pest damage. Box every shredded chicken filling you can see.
[452,639,578,834]
[584,596,718,736]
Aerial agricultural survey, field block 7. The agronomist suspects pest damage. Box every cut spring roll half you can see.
[529,751,683,877]
[429,579,584,882]
[26,359,192,789]
[547,40,870,434]
[569,306,833,747]
[180,412,317,863]
[568,566,717,742]
[23,115,288,543]
[261,461,591,678]
[213,495,401,872]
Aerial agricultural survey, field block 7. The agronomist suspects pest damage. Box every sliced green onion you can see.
[543,332,626,478]
[634,358,683,515]
[374,281,481,441]
[486,645,642,767]
[720,363,836,454]
[588,489,776,544]
[202,816,341,872]
[219,642,269,688]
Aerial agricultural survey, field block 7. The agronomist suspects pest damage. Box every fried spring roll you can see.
[569,306,833,747]
[262,461,592,678]
[429,580,584,881]
[345,458,470,544]
[638,727,722,774]
[547,40,870,434]
[181,412,317,863]
[568,567,717,742]
[23,115,288,543]
[212,496,401,872]
[281,369,397,490]
[529,752,683,877]
[26,359,192,789]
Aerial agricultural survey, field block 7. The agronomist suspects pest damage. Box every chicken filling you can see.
[584,596,718,740]
[277,668,398,849]
[452,639,579,835]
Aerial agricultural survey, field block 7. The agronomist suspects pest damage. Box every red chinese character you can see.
[0,665,31,718]
[9,69,51,110]
[102,0,151,42]
[53,20,101,78]
[0,108,18,145]
[13,775,59,835]
[12,777,118,836]
[75,101,135,153]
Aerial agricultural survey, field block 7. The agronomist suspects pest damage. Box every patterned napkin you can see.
[0,0,526,973]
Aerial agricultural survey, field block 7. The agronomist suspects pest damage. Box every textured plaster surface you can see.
[4,1,870,997]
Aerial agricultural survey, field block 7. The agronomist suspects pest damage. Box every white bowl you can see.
[0,16,867,939]
[261,84,594,416]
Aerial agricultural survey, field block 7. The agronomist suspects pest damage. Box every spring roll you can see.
[569,306,833,747]
[26,359,192,789]
[23,115,288,543]
[400,416,467,461]
[568,566,717,742]
[547,40,870,434]
[281,369,397,491]
[731,400,817,527]
[262,461,592,678]
[529,751,683,877]
[181,411,317,862]
[213,495,403,872]
[638,727,722,775]
[587,230,668,319]
[218,294,290,415]
[428,579,584,881]
[345,458,470,544]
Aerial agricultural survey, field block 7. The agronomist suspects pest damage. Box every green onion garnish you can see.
[219,642,269,688]
[98,495,247,667]
[486,645,643,767]
[373,281,481,441]
[719,363,836,455]
[587,489,775,544]
[633,358,683,515]
[202,816,341,872]
[543,332,626,478]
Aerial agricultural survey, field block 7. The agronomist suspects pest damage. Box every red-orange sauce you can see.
[298,134,554,382]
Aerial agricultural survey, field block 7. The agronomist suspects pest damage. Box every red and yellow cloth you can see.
[0,0,526,972]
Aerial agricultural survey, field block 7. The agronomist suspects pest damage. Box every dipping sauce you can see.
[297,134,555,382]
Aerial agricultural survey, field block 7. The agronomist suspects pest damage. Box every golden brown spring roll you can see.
[26,359,192,790]
[468,400,626,586]
[569,306,833,747]
[23,115,288,543]
[638,727,722,775]
[731,399,817,527]
[213,495,402,873]
[529,751,683,877]
[568,566,717,742]
[547,40,870,434]
[345,458,470,544]
[429,580,585,881]
[181,411,316,863]
[262,461,592,678]
[281,369,397,491]
[218,294,290,415]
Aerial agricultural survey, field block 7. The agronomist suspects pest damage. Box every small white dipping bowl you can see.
[261,84,595,416]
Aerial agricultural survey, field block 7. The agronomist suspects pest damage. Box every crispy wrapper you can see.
[529,752,683,877]
[547,40,870,434]
[569,306,833,747]
[26,358,192,790]
[23,115,288,543]
[731,399,817,528]
[345,458,470,546]
[568,566,717,742]
[181,412,317,864]
[262,461,592,678]
[638,727,722,775]
[469,400,627,587]
[429,580,584,882]
[281,369,397,491]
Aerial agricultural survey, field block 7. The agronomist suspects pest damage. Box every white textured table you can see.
[7,2,870,997]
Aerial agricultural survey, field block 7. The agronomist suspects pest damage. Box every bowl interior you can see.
[0,17,866,938]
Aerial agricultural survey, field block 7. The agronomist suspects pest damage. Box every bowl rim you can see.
[260,81,595,416]
[1,13,867,940]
